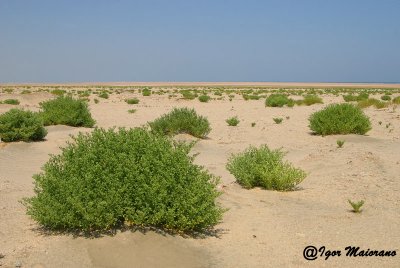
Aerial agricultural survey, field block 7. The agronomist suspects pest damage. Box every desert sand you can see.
[0,84,399,267]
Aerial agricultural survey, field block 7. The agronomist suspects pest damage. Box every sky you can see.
[0,0,399,83]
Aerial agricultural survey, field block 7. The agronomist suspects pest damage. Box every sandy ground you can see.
[0,87,399,267]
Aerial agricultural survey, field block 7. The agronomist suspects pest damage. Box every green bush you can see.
[125,98,140,104]
[149,107,211,138]
[2,99,20,105]
[357,98,389,109]
[198,95,211,102]
[24,128,223,232]
[226,145,306,191]
[380,95,391,101]
[40,96,96,127]
[226,116,240,126]
[181,90,196,100]
[51,89,66,96]
[309,103,371,135]
[393,96,400,104]
[343,92,369,102]
[98,92,109,99]
[142,88,151,96]
[265,94,294,107]
[273,117,283,124]
[298,94,323,106]
[0,109,47,142]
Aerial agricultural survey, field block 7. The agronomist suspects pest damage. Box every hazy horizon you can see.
[1,0,399,83]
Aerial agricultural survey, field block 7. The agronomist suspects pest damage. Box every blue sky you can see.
[0,0,399,83]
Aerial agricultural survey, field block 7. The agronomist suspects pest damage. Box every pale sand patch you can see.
[0,88,399,267]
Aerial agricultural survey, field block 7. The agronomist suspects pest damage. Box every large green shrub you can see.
[0,109,47,142]
[40,96,95,127]
[309,103,371,135]
[24,128,223,232]
[265,94,294,107]
[149,107,211,138]
[226,145,306,191]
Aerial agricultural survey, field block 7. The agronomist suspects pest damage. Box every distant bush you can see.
[226,145,306,191]
[125,98,140,104]
[226,116,240,126]
[51,89,66,96]
[309,103,371,135]
[181,90,196,100]
[149,107,211,138]
[142,88,151,96]
[357,98,389,109]
[24,128,223,232]
[298,95,323,106]
[128,109,137,114]
[380,95,391,101]
[98,92,109,99]
[21,90,32,94]
[265,94,294,107]
[0,109,47,142]
[273,117,283,124]
[40,96,96,127]
[198,95,211,102]
[343,92,369,102]
[1,99,20,105]
[243,94,260,100]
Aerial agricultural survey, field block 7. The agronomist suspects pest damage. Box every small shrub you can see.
[299,95,323,106]
[21,90,32,94]
[243,94,260,100]
[128,109,137,114]
[149,107,211,138]
[125,98,140,104]
[348,199,364,213]
[381,95,391,101]
[226,145,306,191]
[98,92,109,99]
[226,116,240,126]
[273,118,283,124]
[198,95,211,103]
[181,90,196,100]
[51,89,66,96]
[251,122,256,127]
[0,109,47,142]
[39,96,96,127]
[265,94,293,107]
[94,98,99,104]
[309,103,371,135]
[343,92,369,102]
[24,128,223,232]
[337,140,345,148]
[2,99,20,105]
[142,88,151,96]
[357,98,389,109]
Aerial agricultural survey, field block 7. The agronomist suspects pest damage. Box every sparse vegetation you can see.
[0,109,47,142]
[149,107,211,138]
[98,92,109,99]
[298,94,323,106]
[24,128,223,232]
[309,103,371,135]
[128,109,137,114]
[226,145,306,191]
[381,95,391,101]
[273,118,283,124]
[226,116,240,126]
[39,96,96,127]
[251,122,256,127]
